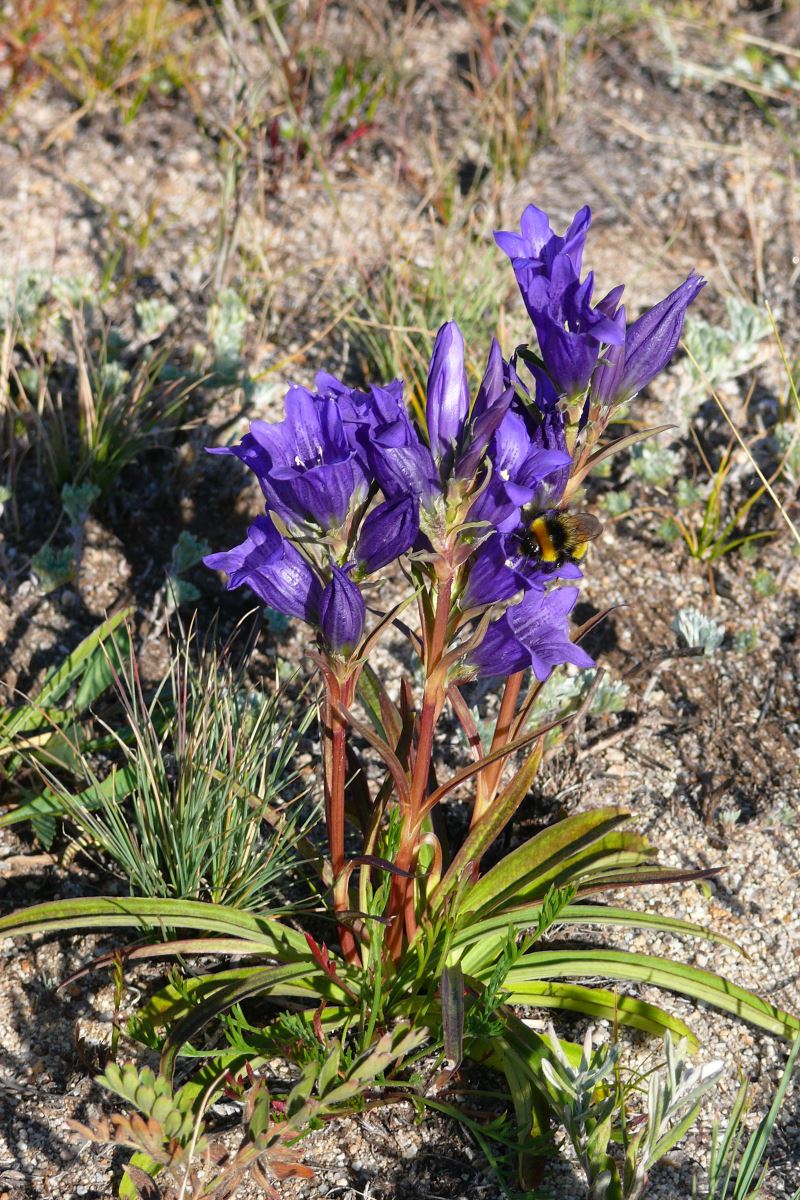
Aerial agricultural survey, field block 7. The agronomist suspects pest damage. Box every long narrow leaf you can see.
[735,1033,800,1193]
[506,950,800,1039]
[336,704,411,811]
[441,962,465,1068]
[357,663,401,744]
[454,902,745,971]
[0,895,308,956]
[419,714,570,818]
[0,763,139,830]
[462,808,634,917]
[497,980,697,1045]
[30,608,133,712]
[431,741,543,909]
[160,964,313,1081]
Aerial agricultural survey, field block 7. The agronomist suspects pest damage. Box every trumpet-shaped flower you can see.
[426,321,470,466]
[496,203,704,408]
[203,516,322,623]
[613,271,706,405]
[209,386,368,533]
[468,403,571,534]
[354,494,419,576]
[467,586,594,680]
[494,203,591,282]
[453,337,516,482]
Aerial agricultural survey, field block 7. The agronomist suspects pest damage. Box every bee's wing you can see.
[571,513,603,542]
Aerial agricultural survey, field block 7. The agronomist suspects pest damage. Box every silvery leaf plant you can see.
[2,204,798,1198]
[540,1024,723,1199]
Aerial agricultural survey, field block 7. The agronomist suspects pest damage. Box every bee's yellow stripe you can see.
[530,517,558,563]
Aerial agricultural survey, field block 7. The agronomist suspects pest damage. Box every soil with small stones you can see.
[1,3,800,1198]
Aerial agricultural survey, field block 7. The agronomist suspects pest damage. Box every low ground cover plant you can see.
[2,202,798,1198]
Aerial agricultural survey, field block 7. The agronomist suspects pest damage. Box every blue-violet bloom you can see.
[319,564,365,655]
[354,494,419,576]
[426,321,470,467]
[203,516,322,624]
[209,386,368,533]
[612,271,706,406]
[467,586,594,680]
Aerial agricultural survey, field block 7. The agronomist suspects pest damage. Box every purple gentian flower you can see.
[468,405,571,533]
[209,386,368,533]
[523,256,624,400]
[426,321,470,466]
[453,338,516,482]
[460,533,542,609]
[319,565,365,655]
[315,373,439,504]
[354,494,419,575]
[612,271,706,406]
[204,516,322,623]
[467,586,594,680]
[461,529,581,611]
[497,202,706,411]
[495,203,591,284]
[367,411,439,507]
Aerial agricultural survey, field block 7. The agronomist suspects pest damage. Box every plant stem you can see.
[322,674,359,965]
[387,571,453,959]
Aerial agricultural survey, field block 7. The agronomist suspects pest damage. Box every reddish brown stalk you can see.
[387,572,453,959]
[322,675,359,965]
[471,669,524,828]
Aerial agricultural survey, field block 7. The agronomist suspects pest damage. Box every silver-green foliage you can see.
[629,442,682,488]
[541,1026,723,1200]
[672,607,725,656]
[682,297,771,393]
[540,1023,622,1199]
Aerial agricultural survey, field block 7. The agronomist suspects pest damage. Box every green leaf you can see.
[30,810,57,850]
[160,964,316,1081]
[462,807,632,918]
[498,981,697,1045]
[357,663,401,744]
[431,741,543,910]
[119,1153,161,1199]
[317,1042,341,1097]
[0,764,139,831]
[34,608,134,711]
[171,531,210,574]
[455,901,745,978]
[166,576,201,607]
[0,895,309,958]
[441,962,465,1068]
[0,611,131,750]
[505,950,800,1039]
[735,1033,800,1193]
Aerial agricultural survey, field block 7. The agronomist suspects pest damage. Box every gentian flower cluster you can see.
[206,202,703,958]
[494,203,705,483]
[207,202,703,687]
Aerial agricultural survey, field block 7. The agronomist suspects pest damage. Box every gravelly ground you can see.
[1,2,800,1198]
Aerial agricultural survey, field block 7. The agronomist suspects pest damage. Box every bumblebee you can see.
[518,510,602,571]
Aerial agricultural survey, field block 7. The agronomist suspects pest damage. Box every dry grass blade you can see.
[683,343,800,548]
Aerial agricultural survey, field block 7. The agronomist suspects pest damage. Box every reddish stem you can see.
[387,572,453,959]
[322,676,359,965]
